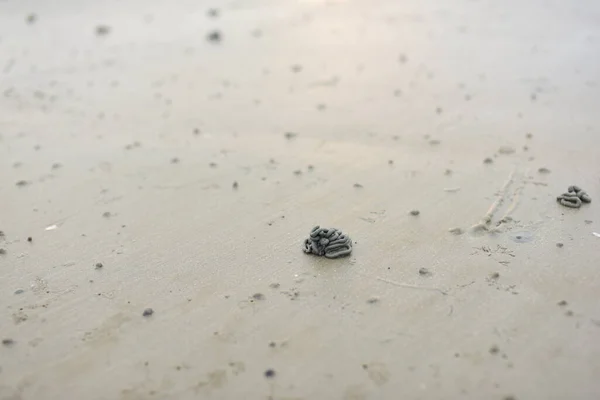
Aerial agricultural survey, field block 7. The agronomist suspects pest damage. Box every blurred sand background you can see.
[1,0,600,399]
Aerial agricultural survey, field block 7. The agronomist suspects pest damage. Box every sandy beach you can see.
[1,0,600,399]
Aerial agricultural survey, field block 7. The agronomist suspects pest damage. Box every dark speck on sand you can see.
[264,369,276,378]
[207,30,222,42]
[95,25,111,36]
[142,308,154,317]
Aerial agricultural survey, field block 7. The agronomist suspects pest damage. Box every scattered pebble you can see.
[489,345,499,355]
[435,107,443,114]
[207,8,219,18]
[268,342,276,348]
[448,227,464,235]
[0,249,6,255]
[565,310,574,317]
[398,54,408,63]
[26,13,37,24]
[252,293,265,301]
[483,157,493,164]
[444,169,452,175]
[102,211,112,218]
[538,167,550,174]
[269,283,280,289]
[526,133,533,139]
[2,339,15,347]
[489,272,500,280]
[209,162,218,168]
[498,146,516,155]
[557,300,568,307]
[409,210,420,216]
[366,297,379,304]
[95,25,111,36]
[429,139,441,145]
[556,243,563,248]
[142,308,154,317]
[16,180,29,187]
[388,160,394,165]
[170,157,180,164]
[284,132,298,140]
[307,165,314,171]
[293,170,302,175]
[264,369,276,378]
[585,220,593,224]
[27,237,32,242]
[418,267,431,276]
[232,181,239,189]
[95,262,103,269]
[51,163,62,170]
[206,30,222,43]
[353,183,363,189]
[290,64,303,73]
[14,289,24,295]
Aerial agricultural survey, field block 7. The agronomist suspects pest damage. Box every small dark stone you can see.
[102,211,112,218]
[95,25,111,36]
[284,132,298,140]
[409,210,420,216]
[388,160,394,165]
[27,237,32,242]
[483,157,493,164]
[565,310,574,317]
[264,369,276,378]
[269,283,280,289]
[418,267,431,276]
[95,263,103,269]
[290,64,302,73]
[268,342,276,348]
[556,243,563,248]
[142,308,154,317]
[193,128,200,135]
[209,162,218,168]
[293,170,302,175]
[557,300,568,307]
[0,249,6,255]
[207,8,219,18]
[14,289,24,295]
[16,180,29,187]
[170,157,180,164]
[232,181,239,189]
[252,293,265,301]
[2,339,15,347]
[489,345,499,355]
[26,13,37,24]
[526,133,533,139]
[490,272,500,280]
[207,30,222,43]
[538,167,550,174]
[353,183,363,188]
[366,297,379,304]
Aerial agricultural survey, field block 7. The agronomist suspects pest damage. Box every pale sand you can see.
[1,0,600,399]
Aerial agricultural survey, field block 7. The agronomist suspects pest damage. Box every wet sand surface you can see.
[2,0,600,399]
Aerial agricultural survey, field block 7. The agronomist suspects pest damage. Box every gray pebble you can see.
[142,308,154,317]
[409,210,420,216]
